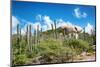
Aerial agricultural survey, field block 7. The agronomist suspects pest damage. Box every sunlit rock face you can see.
[74,25,83,33]
[59,24,82,39]
[60,25,76,33]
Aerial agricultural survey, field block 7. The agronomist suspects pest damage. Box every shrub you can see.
[12,36,93,64]
[87,45,94,53]
[63,39,90,54]
[32,39,76,63]
[13,54,28,65]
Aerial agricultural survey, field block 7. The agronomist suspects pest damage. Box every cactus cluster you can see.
[16,24,42,54]
[16,20,89,54]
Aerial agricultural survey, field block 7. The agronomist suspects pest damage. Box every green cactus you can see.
[26,25,31,53]
[16,24,22,54]
[83,27,85,40]
[37,25,39,44]
[40,28,42,38]
[19,27,22,54]
[19,27,21,41]
[51,24,54,38]
[29,24,33,52]
[26,25,28,44]
[17,24,20,45]
[54,20,57,39]
[63,28,66,38]
[33,29,36,54]
[34,30,36,44]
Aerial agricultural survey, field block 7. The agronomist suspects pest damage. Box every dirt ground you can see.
[73,53,96,62]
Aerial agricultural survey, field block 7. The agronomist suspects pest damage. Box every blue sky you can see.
[12,1,96,34]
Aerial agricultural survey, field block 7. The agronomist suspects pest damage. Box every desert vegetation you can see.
[12,22,96,66]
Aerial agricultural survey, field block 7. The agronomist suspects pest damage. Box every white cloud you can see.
[12,15,84,35]
[57,19,68,28]
[20,22,30,35]
[74,8,81,18]
[36,15,76,31]
[36,15,55,31]
[56,19,83,33]
[82,12,87,18]
[85,23,94,35]
[12,16,20,34]
[32,22,41,31]
[21,22,41,35]
[74,8,87,18]
[57,21,67,28]
[36,14,42,21]
[12,30,17,35]
[43,15,53,30]
[56,19,74,28]
[12,16,20,29]
[42,25,48,31]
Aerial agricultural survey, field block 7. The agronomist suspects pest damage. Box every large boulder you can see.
[59,24,82,39]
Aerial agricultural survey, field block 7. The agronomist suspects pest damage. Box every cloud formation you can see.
[74,8,87,18]
[85,23,94,35]
[56,19,73,28]
[36,14,42,21]
[12,16,20,29]
[21,22,41,35]
[43,15,54,30]
[56,19,82,32]
[12,15,95,36]
[12,16,20,34]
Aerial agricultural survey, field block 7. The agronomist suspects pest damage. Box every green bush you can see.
[87,45,94,53]
[32,39,76,63]
[12,36,94,64]
[13,54,28,65]
[63,39,90,54]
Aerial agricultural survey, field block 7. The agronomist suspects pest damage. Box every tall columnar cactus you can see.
[26,25,31,52]
[17,24,22,54]
[83,27,85,40]
[63,28,66,38]
[29,24,33,52]
[27,25,29,45]
[17,24,21,41]
[34,30,36,44]
[40,28,42,41]
[41,28,42,35]
[19,27,22,54]
[29,25,32,41]
[37,25,40,44]
[26,25,28,44]
[17,24,19,45]
[51,24,53,31]
[54,20,57,39]
[25,25,33,53]
[19,27,21,41]
[25,25,27,53]
[51,24,54,38]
